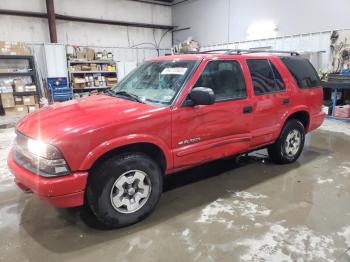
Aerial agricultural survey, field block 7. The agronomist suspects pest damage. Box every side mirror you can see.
[188,87,215,106]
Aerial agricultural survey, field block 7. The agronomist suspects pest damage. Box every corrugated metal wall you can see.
[200,30,341,72]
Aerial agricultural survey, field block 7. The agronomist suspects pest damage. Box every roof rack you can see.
[200,49,300,56]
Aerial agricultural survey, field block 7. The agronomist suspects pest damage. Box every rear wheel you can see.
[268,119,305,164]
[86,153,163,228]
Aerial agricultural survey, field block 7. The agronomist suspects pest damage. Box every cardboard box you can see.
[24,85,37,92]
[84,48,95,61]
[27,104,39,113]
[73,78,86,88]
[81,65,91,71]
[14,96,23,105]
[1,93,15,108]
[73,65,82,71]
[73,77,86,84]
[23,95,36,106]
[90,64,98,71]
[0,69,14,73]
[4,105,28,116]
[13,79,25,92]
[0,41,31,55]
[0,86,13,93]
[76,51,86,60]
[73,83,86,89]
[10,43,31,55]
[106,77,117,87]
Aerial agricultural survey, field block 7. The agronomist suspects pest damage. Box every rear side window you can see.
[270,62,285,90]
[247,59,285,95]
[280,57,320,88]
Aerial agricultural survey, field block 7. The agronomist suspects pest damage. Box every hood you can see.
[16,95,162,143]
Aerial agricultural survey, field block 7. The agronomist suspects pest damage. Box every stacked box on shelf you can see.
[0,41,31,56]
[0,92,38,116]
[67,46,117,98]
[0,51,41,116]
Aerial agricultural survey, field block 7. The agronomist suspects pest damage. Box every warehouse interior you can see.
[0,0,350,261]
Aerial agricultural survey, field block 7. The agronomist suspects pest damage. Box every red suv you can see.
[8,50,325,228]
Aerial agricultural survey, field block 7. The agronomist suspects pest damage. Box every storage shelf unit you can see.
[0,55,41,116]
[72,86,111,90]
[69,60,115,64]
[13,91,37,96]
[67,59,117,94]
[322,80,350,122]
[70,70,116,74]
[0,71,34,77]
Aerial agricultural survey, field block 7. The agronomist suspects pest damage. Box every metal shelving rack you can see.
[67,59,117,94]
[0,55,41,115]
[322,81,350,122]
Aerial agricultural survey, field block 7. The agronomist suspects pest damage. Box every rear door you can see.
[279,56,323,116]
[245,58,290,148]
[171,58,253,169]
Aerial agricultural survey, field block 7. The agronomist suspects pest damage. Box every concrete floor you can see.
[0,120,350,262]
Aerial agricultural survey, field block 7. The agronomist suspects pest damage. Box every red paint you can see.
[9,53,325,207]
[8,150,87,207]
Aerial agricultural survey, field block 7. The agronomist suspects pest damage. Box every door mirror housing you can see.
[187,87,215,106]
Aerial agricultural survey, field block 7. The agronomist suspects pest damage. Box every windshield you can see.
[110,60,197,105]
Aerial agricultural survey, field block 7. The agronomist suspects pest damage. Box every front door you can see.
[172,58,253,170]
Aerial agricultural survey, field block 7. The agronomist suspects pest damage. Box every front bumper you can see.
[8,150,88,208]
[308,112,326,132]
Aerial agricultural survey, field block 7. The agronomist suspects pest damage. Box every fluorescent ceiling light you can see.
[247,21,278,40]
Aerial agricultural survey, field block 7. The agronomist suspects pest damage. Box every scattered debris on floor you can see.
[317,178,334,184]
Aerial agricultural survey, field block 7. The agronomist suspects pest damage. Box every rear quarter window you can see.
[280,57,320,88]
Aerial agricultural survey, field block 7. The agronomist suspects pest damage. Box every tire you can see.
[268,119,305,164]
[86,153,163,229]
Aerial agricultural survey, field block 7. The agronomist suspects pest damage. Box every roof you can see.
[148,53,288,62]
[148,49,300,62]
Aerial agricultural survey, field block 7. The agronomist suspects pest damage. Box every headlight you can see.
[14,133,70,177]
[27,138,63,160]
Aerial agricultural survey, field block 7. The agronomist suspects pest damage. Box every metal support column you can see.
[46,0,57,43]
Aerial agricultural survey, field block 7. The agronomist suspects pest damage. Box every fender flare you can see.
[275,105,311,137]
[79,134,173,171]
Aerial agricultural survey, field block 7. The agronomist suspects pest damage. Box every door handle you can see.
[283,98,290,105]
[243,106,253,114]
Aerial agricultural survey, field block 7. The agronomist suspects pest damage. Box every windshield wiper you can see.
[105,89,117,97]
[114,91,145,103]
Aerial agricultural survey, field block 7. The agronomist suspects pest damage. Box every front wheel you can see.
[86,153,163,228]
[268,119,305,164]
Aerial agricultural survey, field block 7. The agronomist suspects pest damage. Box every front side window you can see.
[111,60,197,105]
[194,60,247,101]
[247,59,285,95]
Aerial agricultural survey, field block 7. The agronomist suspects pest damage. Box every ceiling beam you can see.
[0,9,174,30]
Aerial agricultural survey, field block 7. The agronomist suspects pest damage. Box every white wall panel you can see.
[0,0,172,49]
[173,0,350,46]
[200,31,336,71]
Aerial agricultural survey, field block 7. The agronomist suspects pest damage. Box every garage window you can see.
[194,60,247,101]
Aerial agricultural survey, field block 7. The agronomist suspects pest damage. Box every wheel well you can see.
[90,143,167,173]
[286,111,310,131]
